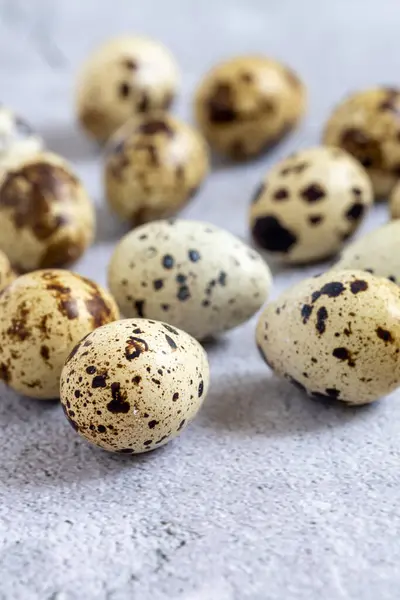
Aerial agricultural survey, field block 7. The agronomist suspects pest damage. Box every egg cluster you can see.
[2,35,400,454]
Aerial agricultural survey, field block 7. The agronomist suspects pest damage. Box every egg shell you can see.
[76,36,179,142]
[249,146,373,264]
[0,270,119,399]
[323,87,400,198]
[108,219,272,340]
[256,270,400,405]
[194,55,306,159]
[334,221,400,284]
[105,115,209,224]
[0,106,43,164]
[60,318,210,454]
[390,180,400,218]
[0,152,95,272]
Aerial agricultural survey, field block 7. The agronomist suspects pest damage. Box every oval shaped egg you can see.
[0,106,43,164]
[105,114,209,225]
[0,250,15,292]
[323,87,400,198]
[256,270,400,405]
[194,55,306,159]
[60,319,210,454]
[0,152,95,272]
[334,221,400,284]
[76,36,179,143]
[108,219,272,340]
[250,147,373,264]
[0,270,119,399]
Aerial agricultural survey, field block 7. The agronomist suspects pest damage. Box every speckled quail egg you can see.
[76,36,179,143]
[334,221,400,284]
[323,87,400,198]
[194,55,306,159]
[0,152,95,272]
[108,219,272,340]
[105,115,209,225]
[257,270,400,405]
[249,146,373,264]
[0,106,43,164]
[390,179,400,218]
[0,250,15,291]
[60,318,210,453]
[0,270,119,399]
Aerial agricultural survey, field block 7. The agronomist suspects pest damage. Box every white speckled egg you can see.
[0,250,15,292]
[334,221,400,284]
[0,106,43,164]
[256,270,400,405]
[108,219,272,340]
[60,318,210,454]
[0,270,119,399]
[250,147,373,264]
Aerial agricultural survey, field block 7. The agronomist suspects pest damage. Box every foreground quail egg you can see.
[250,147,373,264]
[0,250,15,291]
[323,87,400,198]
[390,180,400,218]
[334,221,400,283]
[108,219,271,340]
[0,152,95,272]
[60,319,210,453]
[0,270,119,399]
[0,106,43,164]
[194,55,306,159]
[76,36,179,143]
[257,270,400,405]
[105,115,209,224]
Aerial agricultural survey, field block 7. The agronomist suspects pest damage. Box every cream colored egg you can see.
[323,87,400,198]
[334,221,400,283]
[76,36,179,142]
[0,106,43,164]
[0,250,15,291]
[257,270,400,405]
[0,152,95,272]
[194,55,306,159]
[250,147,373,264]
[0,270,119,399]
[105,115,209,225]
[60,318,210,453]
[108,219,272,340]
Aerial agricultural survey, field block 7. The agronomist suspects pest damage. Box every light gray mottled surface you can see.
[1,1,400,598]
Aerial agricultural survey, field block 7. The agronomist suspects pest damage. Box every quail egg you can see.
[0,106,43,164]
[257,270,400,405]
[0,269,119,399]
[60,318,210,453]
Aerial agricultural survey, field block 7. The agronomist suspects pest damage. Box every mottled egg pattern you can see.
[334,221,400,284]
[0,105,43,163]
[256,270,400,405]
[249,147,373,264]
[323,87,400,198]
[0,250,15,292]
[60,319,210,453]
[390,179,400,219]
[194,55,306,159]
[0,152,95,272]
[76,36,179,142]
[0,269,119,399]
[108,219,271,340]
[105,115,209,225]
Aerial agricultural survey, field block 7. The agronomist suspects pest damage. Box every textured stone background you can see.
[1,1,400,599]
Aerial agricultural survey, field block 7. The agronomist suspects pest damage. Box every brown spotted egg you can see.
[108,219,272,340]
[0,152,95,272]
[0,270,119,399]
[334,221,400,284]
[323,87,400,198]
[76,36,179,143]
[105,115,209,225]
[0,106,43,164]
[257,270,400,405]
[0,250,15,292]
[249,147,373,264]
[194,55,306,159]
[60,319,210,454]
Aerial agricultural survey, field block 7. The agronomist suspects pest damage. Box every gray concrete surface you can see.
[1,1,400,598]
